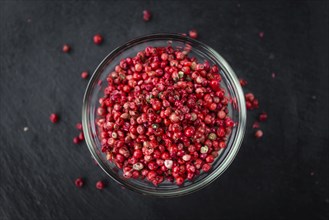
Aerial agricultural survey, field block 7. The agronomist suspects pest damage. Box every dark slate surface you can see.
[0,1,328,219]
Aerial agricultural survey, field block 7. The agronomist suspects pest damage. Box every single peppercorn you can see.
[73,136,80,144]
[93,34,103,45]
[78,132,84,141]
[62,44,71,53]
[76,122,82,130]
[252,121,260,129]
[259,112,268,122]
[81,71,89,79]
[143,10,152,21]
[96,180,105,190]
[189,29,198,39]
[75,178,84,188]
[239,78,248,86]
[259,31,264,38]
[255,130,263,138]
[49,113,59,123]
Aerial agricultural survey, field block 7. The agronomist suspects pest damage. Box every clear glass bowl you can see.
[82,33,246,197]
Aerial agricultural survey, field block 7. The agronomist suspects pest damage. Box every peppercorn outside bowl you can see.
[82,33,246,197]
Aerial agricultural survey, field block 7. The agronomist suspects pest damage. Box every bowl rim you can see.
[82,33,246,197]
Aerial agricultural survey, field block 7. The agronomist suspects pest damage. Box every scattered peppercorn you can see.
[259,112,268,122]
[252,121,260,129]
[73,136,80,144]
[81,71,89,79]
[239,78,248,86]
[76,122,83,130]
[259,32,264,38]
[49,113,59,123]
[78,132,84,141]
[93,34,103,45]
[189,29,198,39]
[96,180,105,190]
[255,130,263,138]
[143,10,152,21]
[62,44,71,53]
[75,177,84,188]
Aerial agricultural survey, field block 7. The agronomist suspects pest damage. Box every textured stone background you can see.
[0,1,328,219]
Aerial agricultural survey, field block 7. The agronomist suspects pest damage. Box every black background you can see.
[0,1,328,219]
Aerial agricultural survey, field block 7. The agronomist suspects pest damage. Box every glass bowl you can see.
[82,33,246,197]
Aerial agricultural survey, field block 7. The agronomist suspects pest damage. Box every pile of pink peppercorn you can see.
[96,46,234,186]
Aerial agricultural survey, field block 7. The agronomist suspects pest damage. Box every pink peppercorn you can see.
[73,136,80,144]
[96,180,105,190]
[93,34,103,45]
[252,99,259,109]
[245,93,254,101]
[252,121,260,129]
[205,155,214,163]
[202,163,211,172]
[184,127,195,137]
[189,29,198,39]
[62,44,71,53]
[76,122,83,130]
[49,113,59,123]
[143,10,152,21]
[78,132,84,141]
[81,71,89,79]
[239,78,248,86]
[75,177,84,188]
[259,32,264,38]
[259,112,268,122]
[176,176,184,185]
[255,130,263,138]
